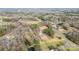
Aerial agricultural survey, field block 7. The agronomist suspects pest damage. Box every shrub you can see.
[38,16,46,21]
[8,24,16,29]
[33,39,41,51]
[0,27,6,37]
[3,18,12,22]
[66,48,79,51]
[63,26,68,30]
[60,16,69,22]
[48,45,53,50]
[30,24,38,30]
[43,26,54,37]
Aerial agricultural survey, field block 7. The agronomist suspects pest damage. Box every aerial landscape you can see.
[0,8,79,51]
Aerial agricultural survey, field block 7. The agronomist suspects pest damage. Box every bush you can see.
[48,45,53,50]
[43,26,54,37]
[30,24,38,30]
[62,25,68,30]
[38,16,46,21]
[66,48,79,51]
[33,39,41,51]
[3,18,12,22]
[0,27,6,37]
[60,16,69,22]
[8,24,16,29]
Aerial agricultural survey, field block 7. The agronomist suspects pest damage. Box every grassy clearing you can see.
[33,38,64,51]
[3,18,12,22]
[65,48,79,51]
